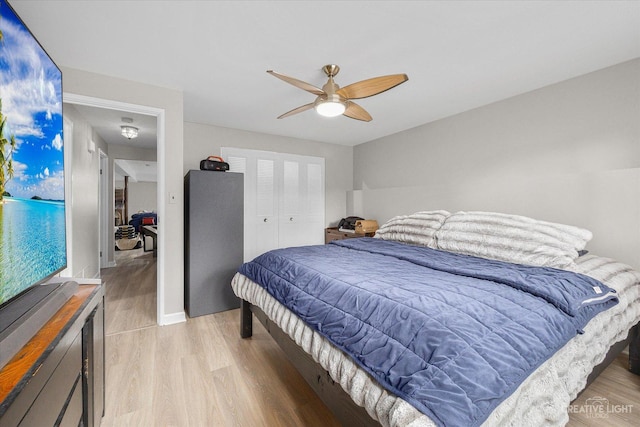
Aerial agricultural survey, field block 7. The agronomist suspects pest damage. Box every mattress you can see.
[231,252,640,426]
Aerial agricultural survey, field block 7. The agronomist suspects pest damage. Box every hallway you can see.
[101,247,156,335]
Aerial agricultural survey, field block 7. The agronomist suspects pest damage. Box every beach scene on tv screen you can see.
[0,1,66,305]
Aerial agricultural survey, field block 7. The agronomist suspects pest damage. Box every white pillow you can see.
[374,210,450,248]
[435,211,592,269]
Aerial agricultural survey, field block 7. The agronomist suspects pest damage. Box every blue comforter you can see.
[239,238,618,426]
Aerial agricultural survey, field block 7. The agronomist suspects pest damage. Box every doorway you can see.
[99,150,110,268]
[64,93,166,326]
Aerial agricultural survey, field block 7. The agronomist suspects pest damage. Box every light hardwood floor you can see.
[102,247,157,335]
[100,250,640,426]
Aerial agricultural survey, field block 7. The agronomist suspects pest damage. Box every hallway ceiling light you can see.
[121,125,139,139]
[120,117,138,140]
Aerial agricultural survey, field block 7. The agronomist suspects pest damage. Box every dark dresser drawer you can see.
[18,331,82,426]
[58,374,83,427]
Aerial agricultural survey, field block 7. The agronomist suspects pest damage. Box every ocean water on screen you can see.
[0,198,66,305]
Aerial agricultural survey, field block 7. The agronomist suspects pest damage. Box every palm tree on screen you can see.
[0,99,16,202]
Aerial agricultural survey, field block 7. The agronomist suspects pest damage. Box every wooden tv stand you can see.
[0,284,105,427]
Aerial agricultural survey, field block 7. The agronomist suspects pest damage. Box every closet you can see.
[221,148,325,261]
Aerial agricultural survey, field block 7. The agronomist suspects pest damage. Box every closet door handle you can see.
[289,217,294,221]
[263,218,268,222]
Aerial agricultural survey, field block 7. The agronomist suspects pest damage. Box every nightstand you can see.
[325,227,375,244]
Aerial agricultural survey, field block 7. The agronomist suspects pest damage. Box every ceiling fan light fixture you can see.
[121,125,139,140]
[314,93,346,118]
[315,100,345,117]
[268,64,407,121]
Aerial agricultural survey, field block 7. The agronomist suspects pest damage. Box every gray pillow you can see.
[435,211,592,270]
[374,210,450,248]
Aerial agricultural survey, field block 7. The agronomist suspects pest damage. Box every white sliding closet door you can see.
[306,161,325,240]
[278,156,325,248]
[255,157,279,258]
[278,159,302,248]
[222,148,325,262]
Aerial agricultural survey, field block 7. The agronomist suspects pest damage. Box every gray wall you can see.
[184,122,354,227]
[127,181,158,218]
[109,145,157,162]
[63,104,109,278]
[354,59,640,269]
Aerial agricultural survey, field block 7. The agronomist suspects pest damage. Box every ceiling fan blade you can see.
[267,70,325,96]
[343,101,372,122]
[337,74,408,99]
[277,102,315,119]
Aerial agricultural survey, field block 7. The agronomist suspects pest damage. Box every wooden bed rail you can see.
[630,324,640,375]
[240,299,252,339]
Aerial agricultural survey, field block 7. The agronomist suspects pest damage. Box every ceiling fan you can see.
[267,64,408,122]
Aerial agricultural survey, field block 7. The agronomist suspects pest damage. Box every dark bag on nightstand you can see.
[200,156,229,171]
[338,216,364,230]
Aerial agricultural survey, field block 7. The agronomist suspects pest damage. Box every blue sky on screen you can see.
[0,1,63,200]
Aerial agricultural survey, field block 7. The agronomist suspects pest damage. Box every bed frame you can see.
[240,299,640,426]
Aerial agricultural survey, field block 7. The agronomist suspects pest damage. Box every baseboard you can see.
[160,311,186,326]
[96,261,117,269]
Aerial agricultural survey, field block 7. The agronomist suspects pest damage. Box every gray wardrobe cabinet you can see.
[184,170,244,317]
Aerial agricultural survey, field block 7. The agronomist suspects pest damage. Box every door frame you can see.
[98,149,112,268]
[65,93,166,326]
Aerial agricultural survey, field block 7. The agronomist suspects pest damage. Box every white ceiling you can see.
[10,1,640,147]
[68,104,158,149]
[114,159,157,183]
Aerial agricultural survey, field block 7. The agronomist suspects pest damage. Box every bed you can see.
[231,210,640,426]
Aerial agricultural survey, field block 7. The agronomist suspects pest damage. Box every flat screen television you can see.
[0,0,76,368]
